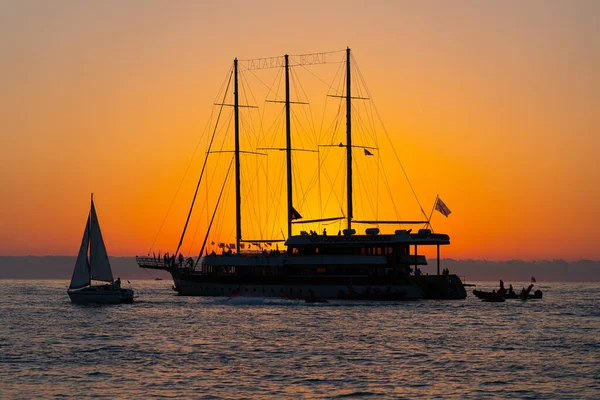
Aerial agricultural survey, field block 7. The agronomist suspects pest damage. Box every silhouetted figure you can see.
[499,280,506,296]
[520,284,534,299]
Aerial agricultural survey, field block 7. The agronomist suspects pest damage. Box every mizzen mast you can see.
[345,47,353,232]
[285,54,293,239]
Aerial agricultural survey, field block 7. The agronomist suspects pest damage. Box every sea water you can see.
[1,280,598,399]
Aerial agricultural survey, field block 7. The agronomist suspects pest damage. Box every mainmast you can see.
[234,58,242,251]
[285,54,293,239]
[345,47,353,232]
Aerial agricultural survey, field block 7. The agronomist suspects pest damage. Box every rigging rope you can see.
[352,55,429,221]
[174,71,233,256]
[195,156,234,266]
[147,67,233,254]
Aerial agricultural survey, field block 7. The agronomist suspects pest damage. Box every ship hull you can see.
[168,270,465,300]
[173,276,422,300]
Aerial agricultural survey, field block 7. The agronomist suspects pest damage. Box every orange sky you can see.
[1,1,598,260]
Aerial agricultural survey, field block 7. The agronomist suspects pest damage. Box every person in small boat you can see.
[519,284,534,298]
[508,284,515,296]
[498,280,506,296]
[114,277,121,290]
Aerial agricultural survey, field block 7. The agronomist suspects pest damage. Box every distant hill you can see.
[439,258,600,282]
[0,256,171,280]
[0,256,599,281]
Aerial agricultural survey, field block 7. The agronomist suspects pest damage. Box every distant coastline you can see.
[0,256,599,281]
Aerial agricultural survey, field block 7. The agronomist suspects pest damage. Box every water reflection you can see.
[0,280,598,398]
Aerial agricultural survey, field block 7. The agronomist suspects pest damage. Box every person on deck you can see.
[178,253,184,266]
[114,277,121,290]
[323,228,327,236]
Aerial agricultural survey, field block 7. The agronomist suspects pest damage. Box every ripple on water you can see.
[0,280,599,399]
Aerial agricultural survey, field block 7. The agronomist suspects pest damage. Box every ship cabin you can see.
[281,228,449,273]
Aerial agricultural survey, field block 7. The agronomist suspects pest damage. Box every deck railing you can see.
[136,257,169,270]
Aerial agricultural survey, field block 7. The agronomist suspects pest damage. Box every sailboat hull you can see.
[67,285,134,304]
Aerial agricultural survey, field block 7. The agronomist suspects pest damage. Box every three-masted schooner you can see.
[137,48,466,301]
[68,194,134,304]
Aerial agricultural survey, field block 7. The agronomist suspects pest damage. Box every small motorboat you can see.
[473,286,543,302]
[473,290,505,302]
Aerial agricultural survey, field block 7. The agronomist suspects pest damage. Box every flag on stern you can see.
[435,197,452,217]
[291,206,303,220]
[364,148,374,156]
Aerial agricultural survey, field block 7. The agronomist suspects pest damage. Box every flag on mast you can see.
[364,148,374,156]
[291,206,303,220]
[435,197,452,217]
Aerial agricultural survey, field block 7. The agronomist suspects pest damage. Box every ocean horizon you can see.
[1,256,599,282]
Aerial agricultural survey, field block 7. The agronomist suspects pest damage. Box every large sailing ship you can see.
[137,48,466,300]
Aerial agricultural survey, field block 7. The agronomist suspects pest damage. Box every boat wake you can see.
[217,297,300,306]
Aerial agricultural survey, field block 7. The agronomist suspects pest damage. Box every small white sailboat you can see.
[67,194,134,304]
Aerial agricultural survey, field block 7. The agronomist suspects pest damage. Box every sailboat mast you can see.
[285,54,293,239]
[234,58,242,251]
[345,47,353,232]
[88,193,93,282]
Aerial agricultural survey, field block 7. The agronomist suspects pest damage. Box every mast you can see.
[88,193,93,282]
[234,58,242,251]
[345,47,353,232]
[285,54,293,238]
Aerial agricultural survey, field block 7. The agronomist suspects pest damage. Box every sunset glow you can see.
[1,1,598,260]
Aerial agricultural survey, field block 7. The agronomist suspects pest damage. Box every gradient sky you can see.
[1,0,598,260]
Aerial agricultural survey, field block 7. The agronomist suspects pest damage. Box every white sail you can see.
[69,215,91,289]
[89,200,114,283]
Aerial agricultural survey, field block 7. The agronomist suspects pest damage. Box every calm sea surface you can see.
[1,280,598,399]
